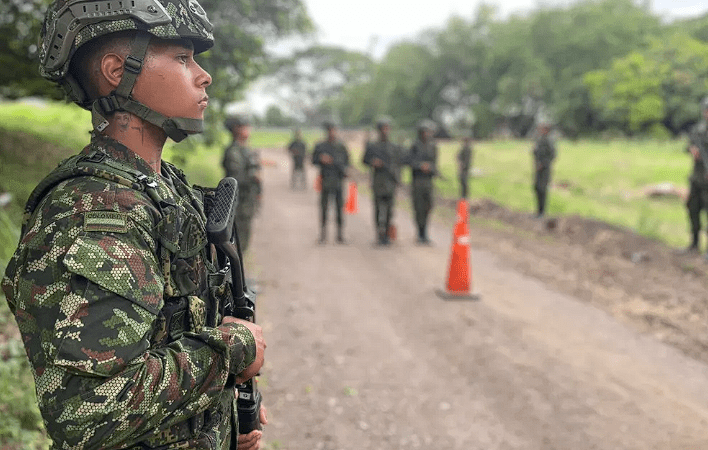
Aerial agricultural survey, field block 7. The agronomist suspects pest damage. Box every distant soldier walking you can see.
[363,116,402,245]
[532,120,556,217]
[457,133,474,198]
[222,115,262,252]
[407,119,439,244]
[684,97,708,254]
[287,127,307,190]
[312,120,350,243]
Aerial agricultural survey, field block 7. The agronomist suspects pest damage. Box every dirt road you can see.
[249,147,708,450]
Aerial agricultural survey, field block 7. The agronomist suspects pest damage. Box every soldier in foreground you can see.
[407,119,439,244]
[363,116,401,246]
[312,120,350,243]
[532,120,557,218]
[1,1,266,448]
[457,132,474,199]
[287,127,307,190]
[685,97,708,254]
[223,114,262,252]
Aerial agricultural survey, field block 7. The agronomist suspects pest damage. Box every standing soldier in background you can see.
[407,119,439,244]
[457,132,474,199]
[532,119,556,218]
[287,127,307,190]
[2,1,266,448]
[223,114,262,252]
[363,116,401,246]
[684,97,708,254]
[312,120,350,244]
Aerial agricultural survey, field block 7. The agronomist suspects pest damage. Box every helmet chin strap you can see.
[90,33,204,143]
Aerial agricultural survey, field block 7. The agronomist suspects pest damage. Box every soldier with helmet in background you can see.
[684,97,708,255]
[2,1,267,449]
[532,118,557,218]
[363,116,402,246]
[312,119,350,244]
[287,127,307,190]
[223,114,262,252]
[407,119,439,244]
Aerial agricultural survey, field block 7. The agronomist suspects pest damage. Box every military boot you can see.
[319,227,327,244]
[336,227,345,244]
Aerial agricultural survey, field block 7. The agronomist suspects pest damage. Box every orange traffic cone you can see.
[314,174,322,193]
[345,181,358,214]
[436,200,479,300]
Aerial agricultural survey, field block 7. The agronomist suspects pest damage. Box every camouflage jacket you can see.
[532,135,556,170]
[222,141,261,215]
[311,140,349,191]
[287,139,306,168]
[688,121,708,186]
[2,134,256,450]
[362,140,401,196]
[407,139,438,183]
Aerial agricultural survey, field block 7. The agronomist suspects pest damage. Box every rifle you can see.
[206,177,262,435]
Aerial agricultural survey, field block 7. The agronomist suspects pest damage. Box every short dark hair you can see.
[68,31,137,102]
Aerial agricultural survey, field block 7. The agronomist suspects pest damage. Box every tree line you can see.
[4,0,708,139]
[269,0,708,139]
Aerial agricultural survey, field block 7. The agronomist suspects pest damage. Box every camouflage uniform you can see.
[222,141,261,253]
[532,133,556,216]
[362,137,401,245]
[457,141,473,199]
[311,140,350,242]
[407,128,438,243]
[287,135,307,190]
[686,120,708,250]
[2,135,256,449]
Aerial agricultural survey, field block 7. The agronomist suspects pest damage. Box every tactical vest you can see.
[23,149,236,449]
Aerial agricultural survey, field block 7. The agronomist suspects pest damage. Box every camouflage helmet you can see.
[701,96,708,111]
[40,0,213,98]
[224,114,249,131]
[39,0,214,142]
[376,115,392,130]
[417,119,436,132]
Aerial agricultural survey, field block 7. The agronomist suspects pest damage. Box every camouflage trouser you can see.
[374,195,394,238]
[412,178,433,237]
[534,168,551,215]
[320,187,344,229]
[458,175,469,199]
[686,181,708,236]
[236,214,253,253]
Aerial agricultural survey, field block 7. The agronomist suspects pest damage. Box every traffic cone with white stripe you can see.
[436,200,480,300]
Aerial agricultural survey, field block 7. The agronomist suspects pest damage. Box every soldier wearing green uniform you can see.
[407,119,438,244]
[2,1,267,449]
[457,133,474,199]
[287,128,307,190]
[532,120,556,217]
[312,120,350,244]
[363,116,401,246]
[222,115,262,252]
[684,97,708,254]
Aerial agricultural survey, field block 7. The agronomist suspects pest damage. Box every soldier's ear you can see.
[100,53,125,90]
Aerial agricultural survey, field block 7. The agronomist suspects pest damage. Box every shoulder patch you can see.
[84,211,128,233]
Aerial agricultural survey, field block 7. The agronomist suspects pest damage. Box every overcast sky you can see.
[244,0,708,113]
[300,0,708,57]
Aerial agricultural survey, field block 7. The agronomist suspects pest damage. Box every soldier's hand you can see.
[223,317,266,382]
[320,153,334,165]
[373,158,384,168]
[237,429,262,450]
[421,162,431,173]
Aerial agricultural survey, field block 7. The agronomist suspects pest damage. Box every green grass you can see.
[433,138,690,247]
